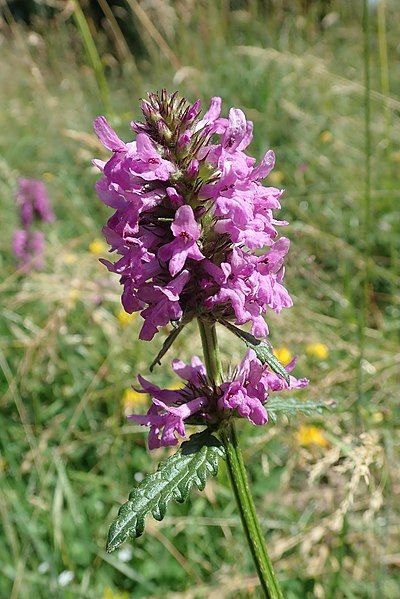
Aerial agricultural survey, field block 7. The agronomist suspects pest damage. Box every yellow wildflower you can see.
[371,411,384,423]
[320,130,333,143]
[268,170,284,186]
[306,343,329,360]
[297,425,329,448]
[89,238,108,255]
[116,309,137,326]
[63,253,78,265]
[68,288,80,307]
[273,347,292,366]
[123,388,148,414]
[390,151,400,163]
[42,172,54,182]
[103,587,129,599]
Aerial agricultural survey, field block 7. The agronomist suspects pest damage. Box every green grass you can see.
[0,2,399,597]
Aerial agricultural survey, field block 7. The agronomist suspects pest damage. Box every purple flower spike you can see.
[94,90,293,340]
[16,178,54,227]
[12,229,45,272]
[13,178,54,273]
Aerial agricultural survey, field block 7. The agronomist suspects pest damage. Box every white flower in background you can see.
[57,570,74,587]
[117,547,133,562]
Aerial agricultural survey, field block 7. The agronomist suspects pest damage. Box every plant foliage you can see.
[267,397,331,423]
[106,431,225,552]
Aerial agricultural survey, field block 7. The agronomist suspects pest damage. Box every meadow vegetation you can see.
[0,1,399,597]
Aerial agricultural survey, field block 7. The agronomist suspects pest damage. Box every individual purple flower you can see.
[171,355,207,384]
[130,397,207,449]
[131,134,175,181]
[129,365,208,448]
[219,350,269,425]
[130,350,308,449]
[219,380,268,425]
[158,206,205,276]
[12,229,28,260]
[262,356,309,392]
[138,270,191,340]
[194,96,223,134]
[93,115,127,152]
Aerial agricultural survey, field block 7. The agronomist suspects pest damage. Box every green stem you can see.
[73,0,111,113]
[357,0,372,406]
[197,318,284,598]
[197,318,223,385]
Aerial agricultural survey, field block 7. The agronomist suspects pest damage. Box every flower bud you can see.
[178,130,191,150]
[166,186,184,206]
[157,119,172,141]
[186,159,199,179]
[183,99,201,124]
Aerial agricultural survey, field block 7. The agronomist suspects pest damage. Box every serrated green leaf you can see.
[218,318,290,383]
[267,396,331,423]
[106,431,225,552]
[250,342,290,384]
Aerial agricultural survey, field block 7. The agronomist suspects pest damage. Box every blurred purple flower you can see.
[16,178,54,227]
[12,229,45,272]
[12,178,54,272]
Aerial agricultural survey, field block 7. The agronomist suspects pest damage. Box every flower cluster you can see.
[12,178,54,272]
[94,91,292,340]
[130,350,308,449]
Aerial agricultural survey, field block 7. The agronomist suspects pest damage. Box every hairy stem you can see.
[197,318,284,598]
[197,318,223,385]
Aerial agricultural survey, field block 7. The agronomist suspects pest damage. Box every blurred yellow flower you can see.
[89,238,108,255]
[320,130,333,143]
[306,343,329,360]
[116,309,137,325]
[68,288,80,307]
[123,388,148,413]
[273,347,292,366]
[268,170,284,186]
[371,411,384,423]
[103,587,129,599]
[390,151,400,163]
[297,425,329,448]
[63,253,78,265]
[42,172,54,182]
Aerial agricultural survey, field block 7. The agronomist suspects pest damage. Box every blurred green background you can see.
[0,1,399,597]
